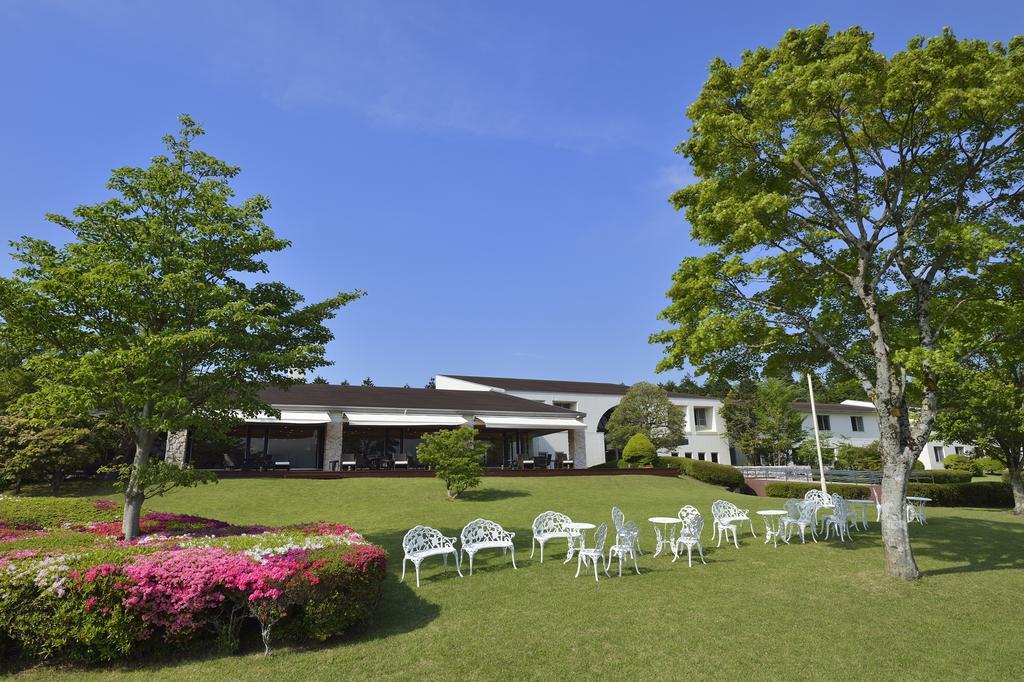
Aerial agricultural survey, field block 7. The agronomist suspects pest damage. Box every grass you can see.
[14,475,1024,681]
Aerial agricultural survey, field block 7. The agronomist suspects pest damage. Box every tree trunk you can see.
[122,407,155,540]
[875,404,921,581]
[13,472,22,495]
[1007,454,1024,515]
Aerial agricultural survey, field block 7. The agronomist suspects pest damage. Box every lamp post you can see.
[806,373,829,495]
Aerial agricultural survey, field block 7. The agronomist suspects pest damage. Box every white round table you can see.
[756,510,788,547]
[847,500,874,529]
[564,522,596,563]
[648,517,682,557]
[906,496,932,524]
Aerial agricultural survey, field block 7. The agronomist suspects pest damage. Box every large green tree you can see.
[721,378,805,466]
[0,115,361,539]
[653,26,1024,580]
[604,382,688,451]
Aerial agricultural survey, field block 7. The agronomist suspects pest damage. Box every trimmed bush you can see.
[764,481,874,500]
[909,469,972,484]
[943,453,981,477]
[762,480,1013,508]
[620,433,657,468]
[676,458,745,490]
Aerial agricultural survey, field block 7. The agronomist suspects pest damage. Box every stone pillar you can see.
[323,413,344,471]
[568,428,586,468]
[166,430,189,466]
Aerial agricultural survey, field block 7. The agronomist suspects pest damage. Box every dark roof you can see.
[441,374,705,399]
[794,401,876,414]
[259,384,583,415]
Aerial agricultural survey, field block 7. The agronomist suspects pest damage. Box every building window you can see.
[710,452,719,463]
[816,415,831,431]
[933,445,944,462]
[552,400,577,411]
[697,452,705,461]
[850,416,864,432]
[693,407,710,430]
[954,446,965,455]
[684,452,692,458]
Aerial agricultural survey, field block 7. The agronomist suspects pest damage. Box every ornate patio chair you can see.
[672,505,706,567]
[781,499,818,543]
[605,514,640,578]
[710,499,756,547]
[804,489,833,531]
[623,519,643,555]
[531,511,577,563]
[400,525,462,588]
[575,522,609,582]
[460,518,517,575]
[823,494,851,542]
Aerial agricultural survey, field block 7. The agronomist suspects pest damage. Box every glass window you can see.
[710,452,719,463]
[684,452,692,458]
[189,426,247,469]
[342,427,385,468]
[697,452,705,461]
[933,445,944,462]
[693,407,709,429]
[954,446,964,455]
[850,416,864,432]
[266,424,321,470]
[817,415,831,431]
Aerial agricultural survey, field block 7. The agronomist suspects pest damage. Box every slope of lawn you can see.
[19,474,1024,680]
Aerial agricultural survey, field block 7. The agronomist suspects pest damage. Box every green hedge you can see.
[763,480,1013,508]
[764,481,874,500]
[660,457,745,489]
[0,496,119,528]
[909,469,972,484]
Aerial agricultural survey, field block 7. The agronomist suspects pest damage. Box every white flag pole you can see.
[807,373,828,495]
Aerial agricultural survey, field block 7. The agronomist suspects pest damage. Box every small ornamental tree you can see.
[605,382,687,451]
[721,378,805,465]
[620,433,657,468]
[0,414,101,492]
[416,427,488,499]
[0,115,361,539]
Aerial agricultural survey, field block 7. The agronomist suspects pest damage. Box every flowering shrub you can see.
[0,502,386,666]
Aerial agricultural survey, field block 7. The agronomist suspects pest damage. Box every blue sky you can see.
[1,1,1021,387]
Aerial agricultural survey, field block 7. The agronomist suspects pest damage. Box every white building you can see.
[435,375,733,468]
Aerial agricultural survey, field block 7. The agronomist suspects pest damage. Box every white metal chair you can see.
[400,525,462,587]
[672,505,706,567]
[804,489,833,531]
[781,499,818,543]
[823,494,851,542]
[530,511,577,563]
[605,515,640,578]
[575,523,609,582]
[460,518,517,575]
[623,519,643,556]
[711,499,755,547]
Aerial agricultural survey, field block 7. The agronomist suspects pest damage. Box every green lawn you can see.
[22,475,1024,681]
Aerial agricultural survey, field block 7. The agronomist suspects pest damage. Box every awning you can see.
[476,415,586,430]
[236,410,332,424]
[343,412,468,427]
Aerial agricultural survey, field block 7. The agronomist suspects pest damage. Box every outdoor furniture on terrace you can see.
[273,461,291,471]
[530,511,577,563]
[460,518,517,575]
[565,522,596,563]
[609,507,641,565]
[574,522,609,582]
[804,489,834,531]
[710,499,757,543]
[401,525,462,587]
[673,505,706,566]
[756,509,788,548]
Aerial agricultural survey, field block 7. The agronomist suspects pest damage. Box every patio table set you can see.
[399,491,933,587]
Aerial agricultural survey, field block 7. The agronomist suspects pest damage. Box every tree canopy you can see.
[0,115,361,537]
[721,378,805,466]
[604,382,688,451]
[653,25,1024,579]
[416,427,488,499]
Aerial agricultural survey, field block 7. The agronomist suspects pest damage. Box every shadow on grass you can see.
[458,487,531,502]
[910,513,1024,577]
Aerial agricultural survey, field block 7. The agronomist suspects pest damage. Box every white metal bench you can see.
[460,518,517,575]
[530,511,578,563]
[400,525,462,587]
[711,499,756,546]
